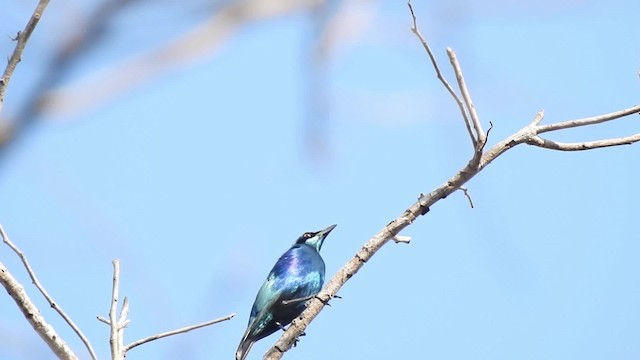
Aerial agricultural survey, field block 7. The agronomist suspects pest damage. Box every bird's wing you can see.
[250,272,280,321]
[238,276,279,360]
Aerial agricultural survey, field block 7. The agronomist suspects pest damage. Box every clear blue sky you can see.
[1,1,639,359]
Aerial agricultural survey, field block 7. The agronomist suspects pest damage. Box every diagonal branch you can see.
[0,225,79,360]
[1,225,98,360]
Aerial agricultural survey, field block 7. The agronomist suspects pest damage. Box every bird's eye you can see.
[304,233,312,238]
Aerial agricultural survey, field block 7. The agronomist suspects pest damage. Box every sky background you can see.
[1,0,639,359]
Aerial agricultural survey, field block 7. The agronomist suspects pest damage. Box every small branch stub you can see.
[392,235,412,244]
[459,186,474,208]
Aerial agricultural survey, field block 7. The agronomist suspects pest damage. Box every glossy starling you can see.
[235,224,336,360]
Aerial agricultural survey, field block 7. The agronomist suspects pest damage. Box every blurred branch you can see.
[0,0,49,114]
[0,0,139,165]
[261,1,640,358]
[0,0,324,170]
[0,225,79,360]
[37,0,323,118]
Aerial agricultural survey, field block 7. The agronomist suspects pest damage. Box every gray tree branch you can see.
[0,225,79,360]
[1,225,98,360]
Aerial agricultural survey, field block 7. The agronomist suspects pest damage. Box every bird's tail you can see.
[235,336,254,360]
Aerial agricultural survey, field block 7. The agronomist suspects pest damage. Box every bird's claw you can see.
[315,294,342,307]
[292,331,306,347]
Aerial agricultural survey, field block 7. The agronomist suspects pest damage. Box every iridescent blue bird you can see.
[235,224,336,360]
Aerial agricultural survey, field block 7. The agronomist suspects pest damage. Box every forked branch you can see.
[99,260,235,360]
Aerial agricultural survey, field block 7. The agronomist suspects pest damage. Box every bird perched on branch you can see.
[236,224,337,360]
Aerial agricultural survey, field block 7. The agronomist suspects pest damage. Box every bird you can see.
[235,224,336,360]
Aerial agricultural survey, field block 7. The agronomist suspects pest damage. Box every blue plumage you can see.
[236,224,336,360]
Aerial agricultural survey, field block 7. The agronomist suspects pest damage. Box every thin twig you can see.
[0,225,98,360]
[0,226,79,360]
[407,0,475,146]
[459,186,474,208]
[537,104,640,133]
[109,259,124,360]
[124,313,236,352]
[118,296,129,329]
[529,133,640,150]
[0,0,50,114]
[446,48,484,143]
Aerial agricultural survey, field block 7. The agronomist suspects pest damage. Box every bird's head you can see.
[295,224,337,252]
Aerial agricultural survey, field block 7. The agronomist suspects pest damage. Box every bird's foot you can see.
[275,321,306,347]
[292,331,306,347]
[315,294,342,307]
[281,294,315,305]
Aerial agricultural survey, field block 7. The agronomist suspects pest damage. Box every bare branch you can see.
[109,259,125,360]
[537,104,640,133]
[118,296,130,328]
[532,110,545,126]
[529,133,640,151]
[0,0,50,114]
[458,186,474,208]
[0,225,79,360]
[407,0,475,147]
[1,226,98,360]
[446,48,485,144]
[124,313,236,352]
[100,260,234,356]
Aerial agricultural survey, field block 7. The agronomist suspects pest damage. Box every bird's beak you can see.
[318,224,337,238]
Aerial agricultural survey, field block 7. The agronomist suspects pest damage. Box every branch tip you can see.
[532,110,545,125]
[392,235,412,244]
[459,186,475,208]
